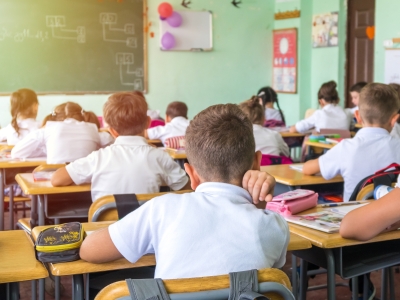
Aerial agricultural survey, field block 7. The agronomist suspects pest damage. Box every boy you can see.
[146,101,189,145]
[303,83,400,202]
[80,104,289,279]
[51,91,191,201]
[349,81,368,114]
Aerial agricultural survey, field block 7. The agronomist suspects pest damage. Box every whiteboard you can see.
[385,49,400,84]
[160,11,213,51]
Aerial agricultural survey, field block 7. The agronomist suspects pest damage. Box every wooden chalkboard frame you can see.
[0,0,148,95]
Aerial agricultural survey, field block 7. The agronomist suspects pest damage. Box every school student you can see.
[239,96,289,156]
[389,83,400,138]
[145,101,189,145]
[0,88,41,145]
[51,92,191,202]
[79,104,289,279]
[11,102,108,164]
[348,81,368,114]
[302,83,400,202]
[290,81,353,133]
[257,86,285,125]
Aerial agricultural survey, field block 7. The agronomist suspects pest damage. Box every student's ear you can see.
[165,115,171,123]
[318,99,324,107]
[251,151,262,171]
[390,113,399,128]
[146,116,151,128]
[109,128,119,138]
[354,110,362,124]
[184,163,202,190]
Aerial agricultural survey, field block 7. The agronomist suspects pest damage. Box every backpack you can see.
[348,163,400,201]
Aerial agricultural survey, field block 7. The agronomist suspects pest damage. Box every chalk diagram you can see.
[116,53,143,88]
[100,13,136,48]
[46,16,85,43]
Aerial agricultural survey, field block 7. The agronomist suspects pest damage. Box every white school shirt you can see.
[147,116,189,144]
[390,123,400,139]
[265,108,282,121]
[319,127,400,201]
[350,106,358,114]
[11,119,101,164]
[109,182,289,279]
[295,104,352,133]
[253,124,289,156]
[0,119,41,145]
[66,136,188,201]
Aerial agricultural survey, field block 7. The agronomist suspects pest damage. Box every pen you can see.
[317,202,363,208]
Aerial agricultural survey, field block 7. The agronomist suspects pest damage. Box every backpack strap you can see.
[372,174,393,188]
[126,278,171,300]
[228,270,270,300]
[114,194,140,219]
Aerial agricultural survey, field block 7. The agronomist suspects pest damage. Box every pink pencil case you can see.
[266,189,318,216]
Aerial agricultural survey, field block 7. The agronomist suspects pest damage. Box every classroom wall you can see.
[0,0,275,127]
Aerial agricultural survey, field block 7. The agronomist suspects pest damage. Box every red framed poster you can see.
[272,28,297,94]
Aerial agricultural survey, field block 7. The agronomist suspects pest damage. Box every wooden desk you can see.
[0,230,48,299]
[165,148,187,168]
[304,140,335,150]
[289,206,400,300]
[15,173,91,227]
[280,132,306,138]
[0,158,46,230]
[355,123,362,129]
[147,139,163,147]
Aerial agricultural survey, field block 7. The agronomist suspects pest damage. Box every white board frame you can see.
[159,10,213,51]
[385,48,400,84]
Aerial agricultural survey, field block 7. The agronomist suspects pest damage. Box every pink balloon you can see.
[166,11,182,28]
[161,32,175,50]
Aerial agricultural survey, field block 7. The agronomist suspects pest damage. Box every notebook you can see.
[285,211,343,233]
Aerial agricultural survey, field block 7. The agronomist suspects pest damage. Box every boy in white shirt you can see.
[51,92,191,201]
[348,81,368,115]
[145,101,189,145]
[79,104,289,279]
[389,83,400,138]
[303,83,400,202]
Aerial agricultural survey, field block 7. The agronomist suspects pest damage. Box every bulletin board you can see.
[385,49,400,84]
[159,10,213,51]
[272,28,297,94]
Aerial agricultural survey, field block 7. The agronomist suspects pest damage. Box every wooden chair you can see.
[95,268,293,300]
[88,190,193,222]
[355,183,396,200]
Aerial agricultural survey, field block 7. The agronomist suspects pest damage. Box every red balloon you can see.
[158,2,173,18]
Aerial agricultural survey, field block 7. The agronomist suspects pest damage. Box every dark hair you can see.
[10,88,39,136]
[350,82,368,93]
[166,101,188,119]
[359,83,400,126]
[238,96,264,125]
[185,104,255,183]
[389,83,400,124]
[257,86,285,124]
[318,81,339,103]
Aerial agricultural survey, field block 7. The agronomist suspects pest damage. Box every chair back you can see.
[356,183,396,200]
[304,108,316,119]
[149,119,165,128]
[95,268,293,300]
[89,190,193,222]
[261,154,293,166]
[318,129,351,139]
[164,136,185,149]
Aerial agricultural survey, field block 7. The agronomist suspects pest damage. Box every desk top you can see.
[355,123,362,129]
[261,164,343,186]
[147,139,162,144]
[165,148,187,159]
[304,140,335,150]
[0,158,46,169]
[280,132,306,138]
[0,230,48,283]
[289,205,400,249]
[16,173,91,195]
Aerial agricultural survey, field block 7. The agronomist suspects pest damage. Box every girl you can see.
[239,96,289,157]
[0,88,41,145]
[290,81,352,133]
[12,102,113,164]
[257,86,285,126]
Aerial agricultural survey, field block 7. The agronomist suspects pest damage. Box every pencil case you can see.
[266,189,318,216]
[35,222,85,263]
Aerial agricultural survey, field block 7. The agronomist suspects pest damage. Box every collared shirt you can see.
[319,127,400,201]
[109,182,289,279]
[253,124,289,156]
[265,108,282,121]
[11,119,102,164]
[66,136,188,201]
[391,122,400,139]
[0,118,41,145]
[147,116,189,144]
[295,104,352,133]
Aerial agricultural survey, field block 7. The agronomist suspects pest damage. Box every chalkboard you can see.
[0,0,147,94]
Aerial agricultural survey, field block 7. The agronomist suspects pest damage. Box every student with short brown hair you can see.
[79,103,288,280]
[348,81,368,114]
[146,101,189,145]
[51,92,191,201]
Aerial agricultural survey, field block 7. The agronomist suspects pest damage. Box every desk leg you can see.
[55,276,60,300]
[291,254,298,300]
[381,268,388,300]
[351,277,358,300]
[9,282,19,300]
[389,267,395,300]
[72,274,84,300]
[9,185,14,230]
[0,169,4,230]
[324,249,336,300]
[31,280,37,300]
[299,259,308,300]
[30,196,38,228]
[38,195,45,226]
[39,279,45,300]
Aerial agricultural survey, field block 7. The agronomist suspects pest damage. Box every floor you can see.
[5,204,400,300]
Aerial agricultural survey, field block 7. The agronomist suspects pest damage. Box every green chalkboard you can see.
[0,0,146,93]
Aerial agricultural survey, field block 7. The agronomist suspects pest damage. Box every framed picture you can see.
[272,28,297,94]
[312,12,339,48]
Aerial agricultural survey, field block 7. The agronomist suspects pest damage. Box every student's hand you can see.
[289,126,297,133]
[242,170,276,204]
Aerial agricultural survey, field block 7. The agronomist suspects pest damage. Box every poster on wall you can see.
[272,28,297,94]
[312,12,339,48]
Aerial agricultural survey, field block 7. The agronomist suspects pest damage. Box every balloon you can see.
[166,11,182,27]
[158,2,173,18]
[160,16,167,21]
[161,32,175,50]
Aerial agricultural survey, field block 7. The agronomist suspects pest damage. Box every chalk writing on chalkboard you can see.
[46,16,85,43]
[100,13,137,48]
[116,53,144,87]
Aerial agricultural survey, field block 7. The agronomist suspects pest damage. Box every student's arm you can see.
[340,188,400,240]
[161,153,190,191]
[277,135,290,157]
[289,125,298,133]
[179,178,192,190]
[11,129,45,159]
[302,158,321,175]
[242,170,276,203]
[0,126,9,142]
[80,228,123,263]
[292,112,318,134]
[51,167,74,186]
